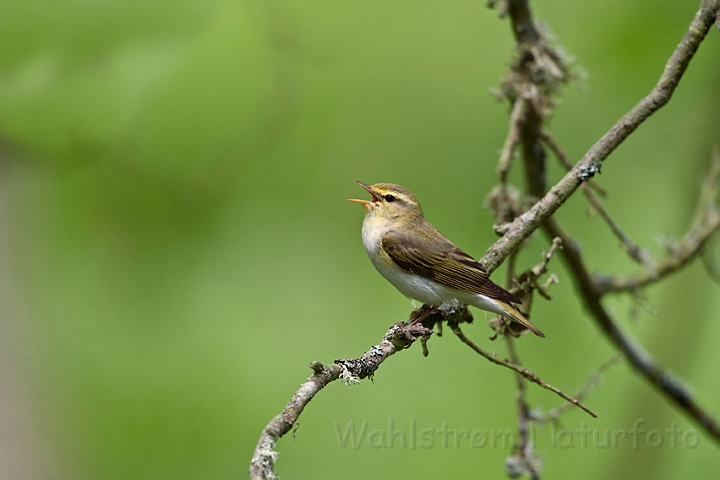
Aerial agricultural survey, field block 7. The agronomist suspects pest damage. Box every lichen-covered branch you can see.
[494,0,570,199]
[249,322,432,480]
[482,0,720,273]
[249,362,339,480]
[496,98,527,185]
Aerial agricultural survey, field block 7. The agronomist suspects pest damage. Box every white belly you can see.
[360,211,507,317]
[370,254,451,306]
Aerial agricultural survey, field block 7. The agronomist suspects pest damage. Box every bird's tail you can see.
[496,301,545,338]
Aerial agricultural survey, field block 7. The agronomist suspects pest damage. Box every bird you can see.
[348,181,544,337]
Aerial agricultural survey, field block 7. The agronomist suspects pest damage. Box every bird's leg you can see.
[409,305,439,325]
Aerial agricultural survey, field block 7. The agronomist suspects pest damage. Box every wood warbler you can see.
[348,181,544,337]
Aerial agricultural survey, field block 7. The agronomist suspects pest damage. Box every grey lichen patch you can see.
[250,436,280,480]
[339,365,360,387]
[577,163,602,181]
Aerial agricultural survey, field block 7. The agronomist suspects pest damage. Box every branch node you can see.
[309,361,325,373]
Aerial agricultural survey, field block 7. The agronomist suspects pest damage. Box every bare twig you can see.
[538,354,623,423]
[492,238,561,336]
[449,319,597,418]
[497,99,528,184]
[595,150,720,294]
[543,130,654,266]
[505,335,541,479]
[249,321,432,480]
[482,0,720,273]
[500,250,541,477]
[517,237,562,287]
[588,189,655,267]
[544,216,720,444]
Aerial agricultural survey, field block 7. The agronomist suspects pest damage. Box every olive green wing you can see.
[381,232,521,304]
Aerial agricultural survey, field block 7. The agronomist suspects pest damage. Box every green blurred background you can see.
[0,0,719,478]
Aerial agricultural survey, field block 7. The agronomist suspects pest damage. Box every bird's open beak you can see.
[347,180,380,206]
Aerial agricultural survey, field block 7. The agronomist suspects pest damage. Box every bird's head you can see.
[348,181,424,221]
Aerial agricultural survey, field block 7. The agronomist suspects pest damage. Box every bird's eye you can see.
[384,194,396,203]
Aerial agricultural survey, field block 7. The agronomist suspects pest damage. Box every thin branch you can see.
[249,321,432,480]
[497,98,527,184]
[250,362,338,480]
[449,319,597,418]
[543,130,653,266]
[518,236,562,286]
[543,216,720,444]
[491,237,562,336]
[505,335,541,479]
[595,150,720,294]
[583,185,656,267]
[501,250,540,477]
[538,353,623,423]
[482,0,720,273]
[488,98,529,225]
[595,211,720,293]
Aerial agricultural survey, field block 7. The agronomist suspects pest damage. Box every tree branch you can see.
[249,321,432,480]
[543,216,720,444]
[487,0,720,448]
[250,2,720,477]
[449,319,597,418]
[542,130,654,267]
[541,129,607,197]
[496,98,527,185]
[537,353,623,423]
[482,0,720,273]
[504,335,541,480]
